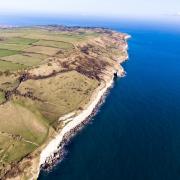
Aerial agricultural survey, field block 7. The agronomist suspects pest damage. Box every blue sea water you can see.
[1,16,180,180]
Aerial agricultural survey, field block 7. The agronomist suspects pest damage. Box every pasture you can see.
[23,45,59,56]
[17,71,98,125]
[0,43,31,51]
[2,53,48,66]
[33,39,74,49]
[0,49,19,57]
[0,91,5,104]
[0,60,26,72]
[2,37,38,45]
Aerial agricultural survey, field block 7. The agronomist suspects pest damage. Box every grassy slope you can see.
[2,37,38,45]
[33,40,74,49]
[17,71,98,125]
[0,135,37,163]
[0,102,49,144]
[0,75,19,91]
[0,60,27,72]
[1,53,48,66]
[0,91,5,104]
[23,45,59,56]
[0,27,101,176]
[0,49,19,57]
[0,43,31,51]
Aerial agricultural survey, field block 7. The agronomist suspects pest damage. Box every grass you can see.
[0,101,49,145]
[0,134,37,164]
[2,139,36,163]
[4,37,38,45]
[23,45,59,56]
[0,135,12,161]
[0,27,100,44]
[2,53,48,66]
[33,40,74,49]
[17,71,98,125]
[0,43,31,51]
[0,49,19,57]
[0,97,51,164]
[0,75,19,91]
[24,32,95,43]
[0,91,5,104]
[0,60,27,72]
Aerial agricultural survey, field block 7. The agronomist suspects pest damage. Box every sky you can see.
[0,0,180,19]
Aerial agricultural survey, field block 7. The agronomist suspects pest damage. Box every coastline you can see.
[34,35,130,179]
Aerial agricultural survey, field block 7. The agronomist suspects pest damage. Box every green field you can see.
[0,60,26,72]
[23,45,59,56]
[0,101,49,147]
[0,49,19,57]
[17,71,98,125]
[2,53,48,66]
[0,91,5,104]
[3,37,38,45]
[0,70,98,166]
[23,30,99,42]
[0,75,19,91]
[0,106,47,164]
[0,135,36,163]
[0,43,31,51]
[33,40,74,49]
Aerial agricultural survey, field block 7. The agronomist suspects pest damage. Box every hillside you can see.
[0,26,129,179]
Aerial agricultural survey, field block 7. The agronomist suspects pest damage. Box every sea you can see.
[1,15,180,180]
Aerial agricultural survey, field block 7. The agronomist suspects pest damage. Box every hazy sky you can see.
[0,0,180,18]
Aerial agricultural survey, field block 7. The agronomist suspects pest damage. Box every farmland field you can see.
[0,102,49,144]
[17,71,98,125]
[0,43,31,51]
[0,60,26,72]
[0,49,19,57]
[2,53,48,66]
[0,135,36,163]
[2,37,38,45]
[0,91,5,104]
[23,45,59,56]
[33,40,74,49]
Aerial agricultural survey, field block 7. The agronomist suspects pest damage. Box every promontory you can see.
[0,26,129,179]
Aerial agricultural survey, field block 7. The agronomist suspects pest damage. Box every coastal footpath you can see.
[0,26,129,179]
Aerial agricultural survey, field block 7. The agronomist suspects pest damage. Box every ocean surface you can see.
[1,16,180,180]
